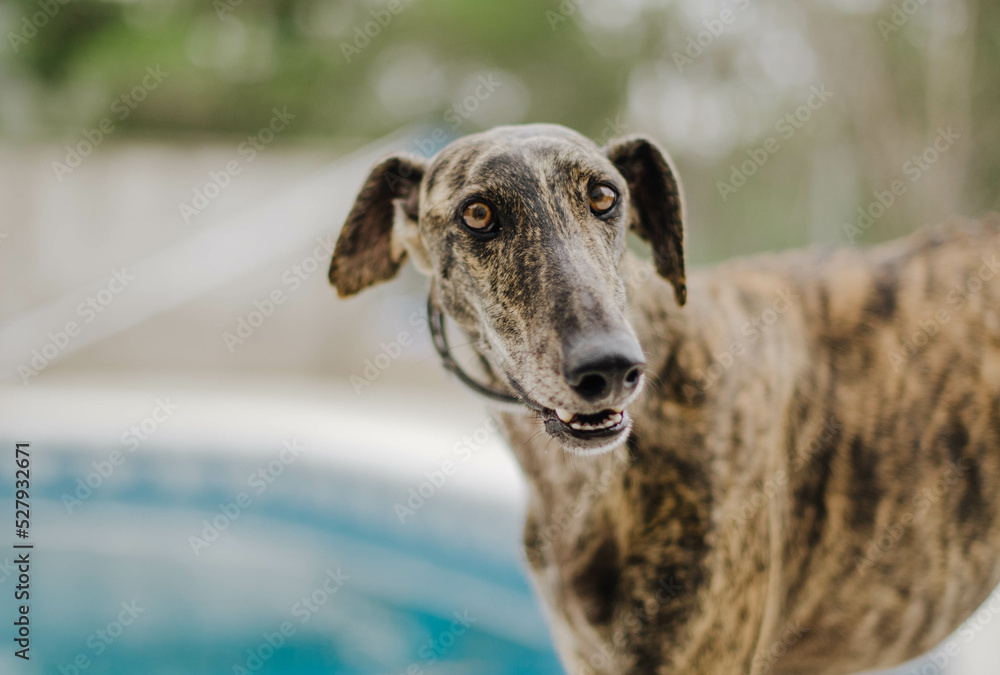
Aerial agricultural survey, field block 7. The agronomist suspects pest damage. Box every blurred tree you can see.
[1,0,997,262]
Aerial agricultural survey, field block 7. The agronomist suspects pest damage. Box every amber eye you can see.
[588,184,617,214]
[462,201,493,230]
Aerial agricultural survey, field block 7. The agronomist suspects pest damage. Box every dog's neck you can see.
[463,256,725,672]
[460,256,796,673]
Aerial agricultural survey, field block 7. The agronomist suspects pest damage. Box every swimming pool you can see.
[0,378,564,674]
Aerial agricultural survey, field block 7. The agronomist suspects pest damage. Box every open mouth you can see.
[553,407,625,434]
[540,406,632,454]
[496,375,635,454]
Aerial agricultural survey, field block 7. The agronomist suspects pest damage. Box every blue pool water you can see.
[0,437,565,674]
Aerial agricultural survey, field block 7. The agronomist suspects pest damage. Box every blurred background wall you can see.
[3,0,999,382]
[1,0,999,673]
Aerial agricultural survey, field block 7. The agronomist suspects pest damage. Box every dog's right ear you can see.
[329,155,425,297]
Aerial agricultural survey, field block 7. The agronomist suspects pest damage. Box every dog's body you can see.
[508,221,1000,674]
[329,124,1000,674]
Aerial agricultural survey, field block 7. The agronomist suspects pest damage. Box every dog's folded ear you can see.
[329,154,425,297]
[604,136,686,306]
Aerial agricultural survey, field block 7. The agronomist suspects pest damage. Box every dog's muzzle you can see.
[428,295,641,455]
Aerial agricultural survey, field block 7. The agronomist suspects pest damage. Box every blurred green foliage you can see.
[2,0,634,140]
[2,0,997,262]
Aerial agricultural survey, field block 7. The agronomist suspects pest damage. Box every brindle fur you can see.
[329,123,1000,674]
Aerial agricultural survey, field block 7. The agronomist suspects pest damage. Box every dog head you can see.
[330,124,685,454]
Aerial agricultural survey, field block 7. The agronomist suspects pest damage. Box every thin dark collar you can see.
[427,295,524,407]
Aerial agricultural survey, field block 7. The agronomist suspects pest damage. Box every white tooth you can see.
[610,406,624,414]
[570,422,585,430]
[556,408,574,423]
[611,413,623,424]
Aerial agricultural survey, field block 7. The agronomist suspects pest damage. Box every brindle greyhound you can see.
[328,124,1000,674]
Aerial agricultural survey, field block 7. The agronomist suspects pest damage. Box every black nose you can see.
[563,333,646,403]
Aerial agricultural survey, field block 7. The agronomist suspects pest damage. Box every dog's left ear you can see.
[604,136,686,306]
[329,154,425,297]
